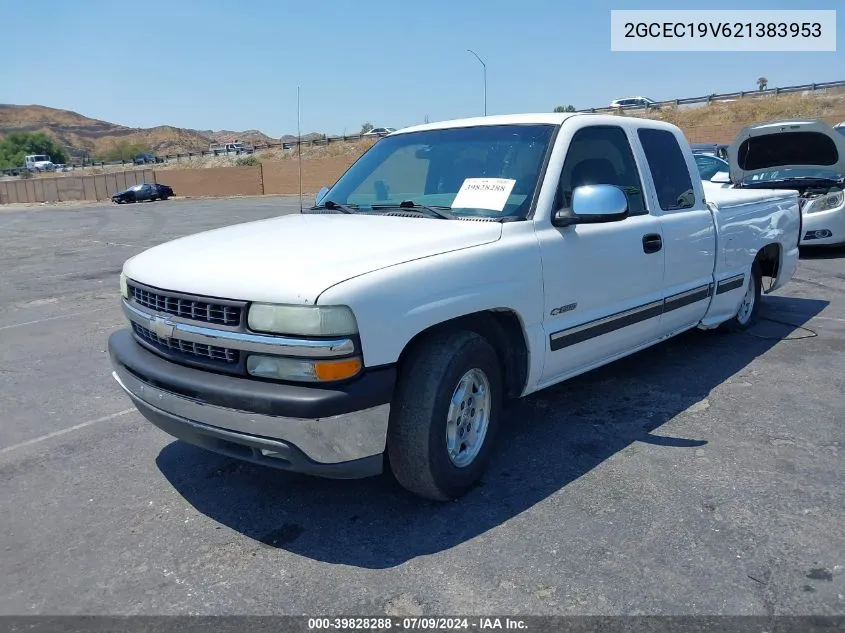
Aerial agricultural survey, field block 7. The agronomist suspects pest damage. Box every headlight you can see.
[805,191,844,214]
[247,304,358,336]
[247,355,362,382]
[119,272,128,299]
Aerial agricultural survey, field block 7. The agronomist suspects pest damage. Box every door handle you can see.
[642,233,662,254]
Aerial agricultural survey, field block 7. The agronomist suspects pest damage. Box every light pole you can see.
[466,49,486,116]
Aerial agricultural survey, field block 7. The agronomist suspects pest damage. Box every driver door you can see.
[536,124,666,386]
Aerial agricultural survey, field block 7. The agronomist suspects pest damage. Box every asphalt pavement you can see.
[0,196,843,615]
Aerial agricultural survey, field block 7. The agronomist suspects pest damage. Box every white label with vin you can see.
[451,178,517,212]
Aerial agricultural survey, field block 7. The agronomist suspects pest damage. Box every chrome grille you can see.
[129,284,242,326]
[132,322,239,364]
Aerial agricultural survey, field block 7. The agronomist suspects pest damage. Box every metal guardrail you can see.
[577,80,845,113]
[2,80,843,177]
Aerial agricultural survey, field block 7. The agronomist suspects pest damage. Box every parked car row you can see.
[695,120,845,248]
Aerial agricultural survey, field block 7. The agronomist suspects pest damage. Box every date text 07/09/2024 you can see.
[307,617,528,630]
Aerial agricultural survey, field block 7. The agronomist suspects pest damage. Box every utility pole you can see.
[466,49,487,116]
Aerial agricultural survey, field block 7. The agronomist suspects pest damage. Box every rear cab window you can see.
[637,128,697,211]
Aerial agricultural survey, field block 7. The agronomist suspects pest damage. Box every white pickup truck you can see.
[109,113,800,501]
[24,154,56,172]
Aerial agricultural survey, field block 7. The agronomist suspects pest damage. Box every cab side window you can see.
[638,128,696,210]
[556,125,647,215]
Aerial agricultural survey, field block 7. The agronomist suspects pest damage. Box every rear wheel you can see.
[725,262,761,331]
[387,330,502,501]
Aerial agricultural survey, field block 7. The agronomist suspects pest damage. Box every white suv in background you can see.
[609,97,660,110]
[363,127,397,137]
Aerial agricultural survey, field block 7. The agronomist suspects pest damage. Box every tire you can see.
[724,262,762,331]
[387,329,502,501]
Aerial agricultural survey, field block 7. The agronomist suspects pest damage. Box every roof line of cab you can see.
[390,112,682,136]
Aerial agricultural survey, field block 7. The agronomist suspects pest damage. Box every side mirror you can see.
[553,184,629,227]
[315,186,330,205]
[710,171,731,184]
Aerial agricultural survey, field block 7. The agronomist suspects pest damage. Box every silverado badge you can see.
[550,302,577,316]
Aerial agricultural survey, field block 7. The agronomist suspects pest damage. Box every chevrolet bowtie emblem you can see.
[151,315,176,340]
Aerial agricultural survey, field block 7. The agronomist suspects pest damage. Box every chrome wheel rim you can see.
[445,368,491,468]
[736,277,756,324]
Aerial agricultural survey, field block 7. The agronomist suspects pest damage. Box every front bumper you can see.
[801,205,845,246]
[108,329,394,479]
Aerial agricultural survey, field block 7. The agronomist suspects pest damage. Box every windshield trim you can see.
[317,122,562,223]
[523,123,561,221]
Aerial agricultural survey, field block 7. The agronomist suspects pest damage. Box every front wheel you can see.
[387,330,502,501]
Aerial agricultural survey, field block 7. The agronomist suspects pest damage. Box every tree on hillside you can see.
[0,132,69,169]
[95,141,153,162]
[757,76,768,91]
[359,122,374,135]
[554,105,576,113]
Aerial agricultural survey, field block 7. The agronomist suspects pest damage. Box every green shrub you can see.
[235,155,260,167]
[0,132,69,169]
[95,142,152,162]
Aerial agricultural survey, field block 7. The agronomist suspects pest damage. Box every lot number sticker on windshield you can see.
[451,178,517,212]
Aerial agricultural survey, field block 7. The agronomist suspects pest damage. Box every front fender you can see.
[316,228,545,375]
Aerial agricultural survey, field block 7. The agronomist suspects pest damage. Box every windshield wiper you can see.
[371,200,457,219]
[309,200,357,214]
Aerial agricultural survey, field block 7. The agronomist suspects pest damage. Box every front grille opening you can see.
[132,322,239,364]
[129,285,241,326]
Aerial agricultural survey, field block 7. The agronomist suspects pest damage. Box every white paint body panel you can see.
[123,213,502,304]
[122,113,801,399]
[702,170,843,247]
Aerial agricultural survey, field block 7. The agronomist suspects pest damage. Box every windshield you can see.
[320,124,557,219]
[741,167,843,183]
[31,155,48,161]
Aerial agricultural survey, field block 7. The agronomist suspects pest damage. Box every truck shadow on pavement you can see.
[799,245,845,260]
[156,294,827,569]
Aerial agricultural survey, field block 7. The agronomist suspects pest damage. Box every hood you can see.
[728,119,845,183]
[123,213,502,305]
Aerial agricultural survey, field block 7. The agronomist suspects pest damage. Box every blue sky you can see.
[2,0,842,137]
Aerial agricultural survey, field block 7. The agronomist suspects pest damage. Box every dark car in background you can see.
[694,153,731,181]
[134,153,162,165]
[691,143,729,160]
[112,183,173,204]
